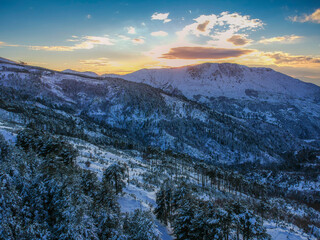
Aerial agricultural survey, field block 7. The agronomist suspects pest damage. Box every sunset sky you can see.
[0,0,320,84]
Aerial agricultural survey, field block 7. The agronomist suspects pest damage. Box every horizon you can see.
[1,55,320,86]
[0,0,320,85]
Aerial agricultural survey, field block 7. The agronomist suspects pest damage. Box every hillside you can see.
[114,63,320,100]
[0,58,319,239]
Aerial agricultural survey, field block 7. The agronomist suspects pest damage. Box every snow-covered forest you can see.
[0,59,319,239]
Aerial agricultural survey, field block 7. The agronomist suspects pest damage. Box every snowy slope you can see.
[110,63,320,101]
[0,57,17,64]
[0,58,319,239]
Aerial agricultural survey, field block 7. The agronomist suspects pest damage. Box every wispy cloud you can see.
[259,35,302,44]
[0,41,20,47]
[127,26,136,34]
[151,12,171,23]
[289,8,320,24]
[160,46,253,59]
[132,38,145,44]
[264,51,320,65]
[80,57,110,67]
[29,36,114,51]
[118,35,131,41]
[151,31,168,37]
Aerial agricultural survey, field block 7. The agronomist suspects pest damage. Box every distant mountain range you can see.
[0,57,319,164]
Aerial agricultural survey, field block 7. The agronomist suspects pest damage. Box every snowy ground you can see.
[0,120,20,144]
[0,129,316,240]
[265,222,316,240]
[63,136,317,240]
[67,137,173,239]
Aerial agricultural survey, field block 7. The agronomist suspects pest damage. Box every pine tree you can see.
[103,163,127,195]
[238,210,269,240]
[123,209,160,240]
[172,199,195,240]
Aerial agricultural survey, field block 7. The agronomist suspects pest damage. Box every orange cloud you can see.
[259,35,302,44]
[160,46,253,59]
[264,51,320,65]
[197,20,210,32]
[80,58,111,67]
[0,41,20,47]
[227,35,251,46]
[132,38,145,44]
[289,8,320,24]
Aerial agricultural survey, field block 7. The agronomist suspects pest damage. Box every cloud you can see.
[132,38,145,44]
[29,46,74,51]
[118,35,131,40]
[289,8,320,24]
[218,12,263,30]
[127,26,136,34]
[197,20,210,32]
[177,12,263,47]
[83,36,113,46]
[160,46,253,59]
[29,35,114,51]
[264,51,320,65]
[227,35,251,46]
[151,12,171,23]
[0,41,20,47]
[80,57,110,67]
[259,35,302,44]
[66,36,79,42]
[177,15,218,37]
[86,14,91,19]
[151,31,168,37]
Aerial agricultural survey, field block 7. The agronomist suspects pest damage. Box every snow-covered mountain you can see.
[1,58,320,239]
[112,63,320,101]
[0,57,18,64]
[0,59,319,163]
[62,69,100,78]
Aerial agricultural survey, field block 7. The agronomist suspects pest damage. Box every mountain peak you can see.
[117,63,319,101]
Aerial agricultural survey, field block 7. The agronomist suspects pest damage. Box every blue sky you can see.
[0,0,319,84]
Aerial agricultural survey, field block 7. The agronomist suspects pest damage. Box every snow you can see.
[1,59,318,240]
[67,136,174,240]
[0,57,18,64]
[112,63,320,101]
[265,222,317,240]
[0,120,22,144]
[0,129,17,144]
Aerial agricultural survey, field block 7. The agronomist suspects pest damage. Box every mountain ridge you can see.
[106,62,320,101]
[0,57,319,164]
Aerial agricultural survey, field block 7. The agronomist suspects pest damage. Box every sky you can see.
[0,0,320,84]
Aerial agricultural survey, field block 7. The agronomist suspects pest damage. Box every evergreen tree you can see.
[103,163,127,195]
[123,209,160,240]
[172,199,195,240]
